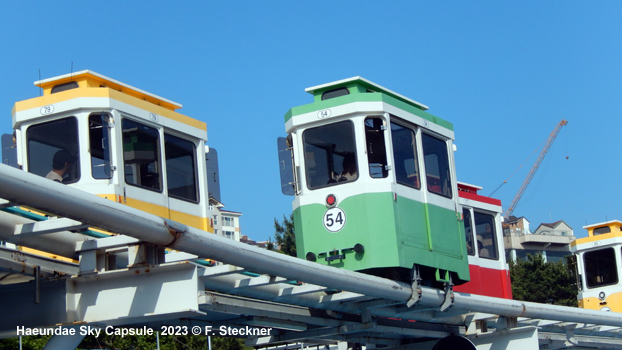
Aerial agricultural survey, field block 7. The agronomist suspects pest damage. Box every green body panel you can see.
[396,196,428,251]
[427,204,464,258]
[295,192,401,270]
[285,92,454,132]
[295,192,470,283]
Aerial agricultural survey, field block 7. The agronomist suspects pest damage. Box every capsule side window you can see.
[463,208,475,256]
[390,121,420,189]
[474,211,498,260]
[122,118,162,192]
[51,81,79,94]
[165,133,198,203]
[593,226,611,235]
[364,117,388,178]
[584,247,618,288]
[302,120,357,189]
[26,117,80,184]
[321,87,349,100]
[89,113,113,179]
[422,132,452,198]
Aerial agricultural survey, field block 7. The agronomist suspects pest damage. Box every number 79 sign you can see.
[323,207,346,232]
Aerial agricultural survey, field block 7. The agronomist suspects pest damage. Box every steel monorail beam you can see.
[0,164,411,301]
[0,164,621,328]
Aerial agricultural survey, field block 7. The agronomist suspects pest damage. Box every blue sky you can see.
[1,2,621,241]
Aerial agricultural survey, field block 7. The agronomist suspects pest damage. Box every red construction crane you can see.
[503,119,568,220]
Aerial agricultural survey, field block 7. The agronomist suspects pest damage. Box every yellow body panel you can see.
[169,209,210,232]
[578,292,622,312]
[122,196,170,218]
[572,232,622,248]
[121,195,212,233]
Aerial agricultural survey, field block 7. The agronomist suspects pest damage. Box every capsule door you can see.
[420,132,463,260]
[164,133,207,231]
[120,117,169,218]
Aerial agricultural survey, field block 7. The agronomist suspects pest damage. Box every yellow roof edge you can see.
[35,70,183,111]
[13,88,206,133]
[572,231,622,247]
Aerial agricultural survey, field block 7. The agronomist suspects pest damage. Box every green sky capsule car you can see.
[278,77,469,286]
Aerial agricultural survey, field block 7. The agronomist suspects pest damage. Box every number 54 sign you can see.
[323,207,346,232]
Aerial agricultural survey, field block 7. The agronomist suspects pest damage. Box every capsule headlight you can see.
[326,194,337,207]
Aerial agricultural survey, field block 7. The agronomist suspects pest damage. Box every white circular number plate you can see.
[323,207,346,232]
[40,105,55,115]
[317,109,332,119]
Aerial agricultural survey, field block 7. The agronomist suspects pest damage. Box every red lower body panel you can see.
[454,264,512,299]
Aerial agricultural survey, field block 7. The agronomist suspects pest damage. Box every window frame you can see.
[390,120,421,189]
[223,216,234,226]
[121,118,163,193]
[364,116,389,179]
[164,132,199,203]
[584,247,619,288]
[302,120,358,190]
[473,210,499,260]
[463,208,475,256]
[26,116,81,184]
[421,132,453,198]
[89,112,114,180]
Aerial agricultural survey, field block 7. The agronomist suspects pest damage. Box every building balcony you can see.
[519,233,573,246]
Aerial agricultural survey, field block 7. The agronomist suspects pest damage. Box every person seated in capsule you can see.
[338,152,357,182]
[46,150,76,183]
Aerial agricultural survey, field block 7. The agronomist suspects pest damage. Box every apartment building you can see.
[210,197,242,242]
[504,216,575,263]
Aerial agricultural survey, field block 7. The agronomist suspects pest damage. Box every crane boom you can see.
[503,119,568,219]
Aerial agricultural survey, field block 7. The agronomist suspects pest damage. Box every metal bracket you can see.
[324,250,345,262]
[440,280,455,312]
[495,316,518,330]
[407,266,423,307]
[564,324,578,346]
[323,244,363,262]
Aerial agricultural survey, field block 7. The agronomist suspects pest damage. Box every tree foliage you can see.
[0,335,50,350]
[509,254,577,307]
[0,334,251,350]
[273,213,296,257]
